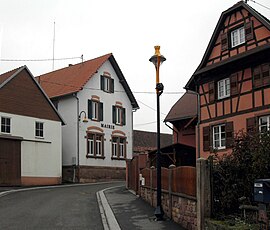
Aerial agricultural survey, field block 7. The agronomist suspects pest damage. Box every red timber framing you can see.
[185,1,270,158]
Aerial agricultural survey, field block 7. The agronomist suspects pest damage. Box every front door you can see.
[0,138,21,185]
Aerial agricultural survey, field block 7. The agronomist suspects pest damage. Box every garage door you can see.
[0,138,21,185]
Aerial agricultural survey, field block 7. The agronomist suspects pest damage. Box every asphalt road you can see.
[0,181,124,230]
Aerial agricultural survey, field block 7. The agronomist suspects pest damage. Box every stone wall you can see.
[62,165,126,183]
[140,186,197,230]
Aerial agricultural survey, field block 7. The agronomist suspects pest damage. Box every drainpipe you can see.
[73,93,80,182]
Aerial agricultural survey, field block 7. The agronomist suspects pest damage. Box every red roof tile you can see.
[164,92,197,122]
[37,53,112,98]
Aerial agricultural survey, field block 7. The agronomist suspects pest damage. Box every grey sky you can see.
[1,0,269,133]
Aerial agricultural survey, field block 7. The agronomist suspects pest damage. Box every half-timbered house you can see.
[185,1,270,158]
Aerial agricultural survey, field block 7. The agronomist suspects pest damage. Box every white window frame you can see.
[88,138,94,156]
[111,136,126,159]
[213,124,226,150]
[116,107,122,125]
[1,117,11,134]
[259,115,270,133]
[96,136,102,156]
[92,101,99,120]
[35,121,44,138]
[218,78,230,99]
[112,137,118,157]
[104,77,110,92]
[231,27,245,48]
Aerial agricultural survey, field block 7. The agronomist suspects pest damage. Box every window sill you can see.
[86,155,105,159]
[35,136,44,140]
[111,157,126,161]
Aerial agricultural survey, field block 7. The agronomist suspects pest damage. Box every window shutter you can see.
[230,73,238,96]
[253,66,262,88]
[88,100,92,119]
[112,106,116,124]
[110,79,114,93]
[122,108,126,126]
[262,63,270,86]
[245,21,254,41]
[100,75,105,90]
[208,81,215,103]
[220,32,228,51]
[203,126,210,151]
[225,122,234,148]
[246,117,257,134]
[99,102,103,121]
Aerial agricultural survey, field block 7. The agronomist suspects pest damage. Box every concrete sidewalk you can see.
[101,185,185,230]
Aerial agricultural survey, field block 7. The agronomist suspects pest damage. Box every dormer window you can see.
[231,27,245,48]
[100,75,114,93]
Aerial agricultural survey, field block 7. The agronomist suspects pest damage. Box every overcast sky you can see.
[1,0,270,133]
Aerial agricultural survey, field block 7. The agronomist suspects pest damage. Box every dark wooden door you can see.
[0,139,21,185]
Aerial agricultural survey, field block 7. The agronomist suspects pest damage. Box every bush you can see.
[211,131,270,217]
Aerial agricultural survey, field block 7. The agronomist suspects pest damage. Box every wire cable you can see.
[249,0,270,11]
[0,56,82,62]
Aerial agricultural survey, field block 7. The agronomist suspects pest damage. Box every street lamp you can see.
[149,45,166,220]
[76,111,88,182]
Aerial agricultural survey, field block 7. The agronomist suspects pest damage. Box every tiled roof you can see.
[133,130,173,152]
[164,92,197,123]
[37,53,139,109]
[0,66,65,124]
[37,53,111,98]
[0,67,21,86]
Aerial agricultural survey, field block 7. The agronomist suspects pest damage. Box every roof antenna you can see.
[81,54,83,63]
[52,21,56,70]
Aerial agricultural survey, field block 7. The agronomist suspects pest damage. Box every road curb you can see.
[96,186,123,230]
[0,181,123,198]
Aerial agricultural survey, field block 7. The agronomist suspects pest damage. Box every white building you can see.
[37,53,139,182]
[0,66,64,186]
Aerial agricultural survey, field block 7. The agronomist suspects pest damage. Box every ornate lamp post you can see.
[149,45,166,220]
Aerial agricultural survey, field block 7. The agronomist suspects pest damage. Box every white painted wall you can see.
[0,112,62,178]
[58,60,134,168]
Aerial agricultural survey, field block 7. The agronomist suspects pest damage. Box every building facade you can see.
[38,53,139,182]
[185,1,270,159]
[0,66,63,186]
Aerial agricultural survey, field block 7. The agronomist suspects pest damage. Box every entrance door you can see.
[0,138,21,185]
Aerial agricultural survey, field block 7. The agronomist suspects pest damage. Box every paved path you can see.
[103,186,184,230]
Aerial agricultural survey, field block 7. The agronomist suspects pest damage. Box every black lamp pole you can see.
[149,46,166,221]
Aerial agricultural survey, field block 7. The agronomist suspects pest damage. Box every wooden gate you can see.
[0,138,21,185]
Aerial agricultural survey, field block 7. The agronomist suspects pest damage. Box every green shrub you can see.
[210,131,270,217]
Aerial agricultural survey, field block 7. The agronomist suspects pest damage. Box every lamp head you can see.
[149,46,166,68]
[82,117,88,123]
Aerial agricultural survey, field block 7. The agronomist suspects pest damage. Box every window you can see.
[231,27,245,48]
[100,75,114,93]
[213,124,226,150]
[259,115,270,133]
[111,136,126,159]
[86,133,104,158]
[253,64,270,88]
[35,122,44,137]
[112,106,126,126]
[88,100,103,121]
[1,117,11,134]
[203,122,234,151]
[218,78,230,99]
